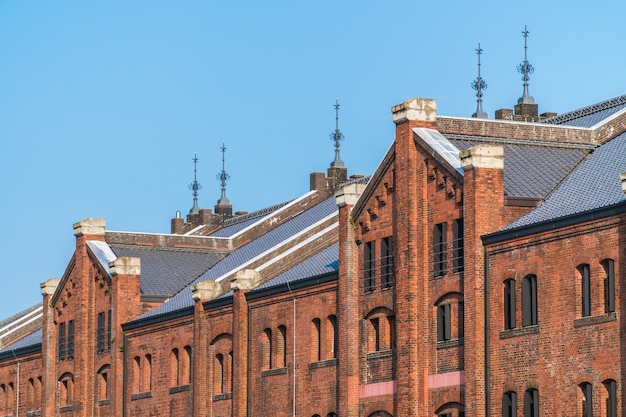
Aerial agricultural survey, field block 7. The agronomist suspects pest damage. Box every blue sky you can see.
[0,1,624,319]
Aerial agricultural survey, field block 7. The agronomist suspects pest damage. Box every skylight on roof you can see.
[414,128,462,173]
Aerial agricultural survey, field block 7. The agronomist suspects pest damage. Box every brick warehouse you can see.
[0,91,625,417]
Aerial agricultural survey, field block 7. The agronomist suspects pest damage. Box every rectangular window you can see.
[107,310,112,351]
[603,259,615,313]
[437,304,451,341]
[434,223,447,277]
[381,237,393,289]
[452,219,464,273]
[504,280,516,329]
[58,322,66,360]
[364,241,375,292]
[67,320,75,360]
[97,312,105,353]
[581,264,591,317]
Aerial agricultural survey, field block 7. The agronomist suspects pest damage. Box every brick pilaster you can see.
[391,98,436,417]
[336,183,366,417]
[109,256,141,417]
[191,280,222,417]
[40,278,60,417]
[460,145,505,416]
[231,270,260,417]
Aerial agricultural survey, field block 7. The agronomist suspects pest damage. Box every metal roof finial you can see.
[189,153,202,214]
[329,98,345,168]
[517,24,535,104]
[216,143,231,206]
[471,41,488,119]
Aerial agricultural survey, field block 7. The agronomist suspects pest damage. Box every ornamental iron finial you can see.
[189,153,202,214]
[216,143,231,206]
[471,42,488,119]
[329,98,345,168]
[517,24,535,104]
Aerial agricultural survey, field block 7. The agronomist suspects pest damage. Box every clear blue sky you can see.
[0,1,624,319]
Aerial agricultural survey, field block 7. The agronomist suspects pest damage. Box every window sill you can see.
[499,325,539,339]
[437,337,464,349]
[98,399,110,406]
[366,349,395,360]
[213,392,233,401]
[26,411,41,417]
[169,384,191,394]
[574,312,617,328]
[309,358,337,370]
[60,405,74,413]
[261,367,288,377]
[131,391,153,400]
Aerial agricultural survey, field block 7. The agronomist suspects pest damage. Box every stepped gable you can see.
[446,134,593,199]
[134,196,339,321]
[87,240,229,298]
[500,130,626,231]
[542,94,626,127]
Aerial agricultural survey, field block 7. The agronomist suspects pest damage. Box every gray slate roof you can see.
[109,244,229,297]
[542,94,626,127]
[0,329,42,353]
[503,130,626,230]
[446,135,593,199]
[209,200,293,238]
[139,196,338,319]
[253,242,338,292]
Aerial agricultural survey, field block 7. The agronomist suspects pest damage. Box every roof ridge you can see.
[542,94,626,125]
[444,133,597,150]
[109,243,228,254]
[222,200,294,227]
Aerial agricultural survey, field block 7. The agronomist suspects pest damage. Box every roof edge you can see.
[122,306,194,331]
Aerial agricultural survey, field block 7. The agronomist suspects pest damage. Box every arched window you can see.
[262,328,272,370]
[228,351,233,393]
[602,379,617,417]
[524,388,539,417]
[311,318,321,362]
[365,308,395,352]
[27,378,35,411]
[182,345,192,385]
[214,354,224,394]
[327,315,338,359]
[579,264,591,317]
[0,384,5,415]
[522,275,537,326]
[143,354,152,392]
[7,383,14,414]
[278,325,287,368]
[132,356,141,393]
[578,382,592,417]
[58,373,74,408]
[435,293,464,342]
[503,391,517,417]
[504,279,516,329]
[36,377,42,411]
[171,348,179,386]
[602,259,615,313]
[97,365,110,401]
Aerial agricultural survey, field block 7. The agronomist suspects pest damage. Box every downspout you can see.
[122,333,127,417]
[16,360,20,417]
[287,282,296,417]
[484,246,490,417]
[247,303,251,417]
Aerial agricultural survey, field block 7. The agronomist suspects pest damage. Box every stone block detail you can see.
[109,257,141,276]
[460,145,504,170]
[73,218,106,236]
[40,278,60,296]
[230,269,261,291]
[392,98,437,124]
[191,280,222,301]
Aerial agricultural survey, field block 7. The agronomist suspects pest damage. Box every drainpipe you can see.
[247,303,251,417]
[122,333,127,417]
[287,282,296,417]
[16,361,20,417]
[484,246,490,417]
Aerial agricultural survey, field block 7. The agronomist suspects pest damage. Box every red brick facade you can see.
[0,95,624,417]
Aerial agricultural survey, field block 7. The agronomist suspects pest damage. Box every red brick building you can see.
[0,93,625,417]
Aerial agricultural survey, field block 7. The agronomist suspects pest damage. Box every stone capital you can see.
[230,269,261,291]
[191,280,222,301]
[391,98,437,125]
[460,145,504,170]
[73,218,106,237]
[40,278,60,296]
[109,257,141,276]
[336,183,366,208]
